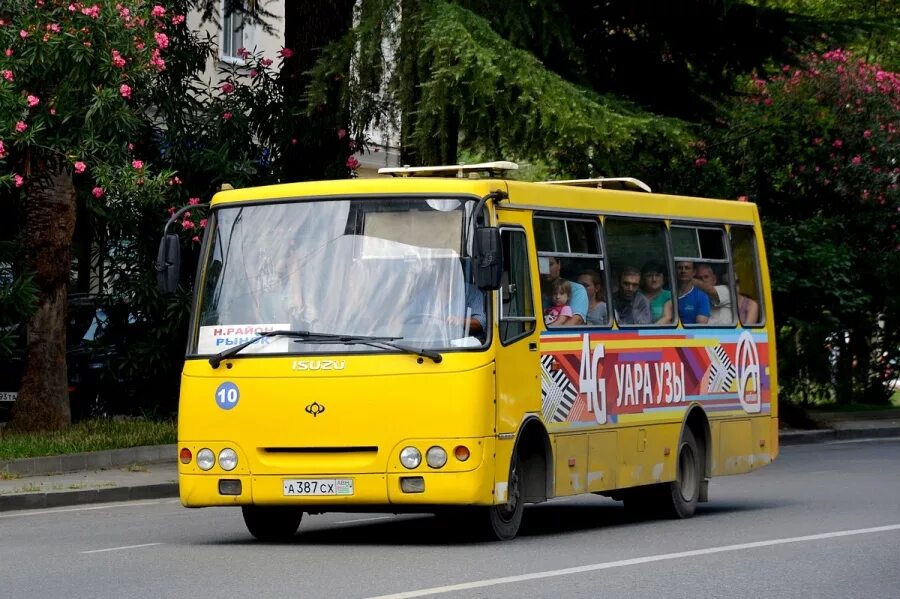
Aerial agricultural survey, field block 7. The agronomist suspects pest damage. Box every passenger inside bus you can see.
[639,261,673,325]
[693,263,733,325]
[735,277,760,325]
[675,261,711,324]
[613,266,652,325]
[577,270,609,325]
[544,279,574,325]
[541,256,587,326]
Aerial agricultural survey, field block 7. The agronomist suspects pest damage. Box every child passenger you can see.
[544,278,574,326]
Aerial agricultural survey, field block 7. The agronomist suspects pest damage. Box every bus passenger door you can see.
[494,222,542,437]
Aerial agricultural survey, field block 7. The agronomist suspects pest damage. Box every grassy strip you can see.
[0,418,176,460]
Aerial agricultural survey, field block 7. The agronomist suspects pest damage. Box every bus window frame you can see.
[728,224,767,328]
[671,222,737,328]
[499,226,537,346]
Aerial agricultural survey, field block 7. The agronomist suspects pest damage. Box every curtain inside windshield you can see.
[194,198,485,355]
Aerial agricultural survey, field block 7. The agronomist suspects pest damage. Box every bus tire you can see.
[660,427,702,519]
[483,452,524,541]
[241,505,303,541]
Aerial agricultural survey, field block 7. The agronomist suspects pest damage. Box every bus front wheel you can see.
[241,505,304,542]
[483,453,524,541]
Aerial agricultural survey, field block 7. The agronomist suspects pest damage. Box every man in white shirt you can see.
[694,264,733,325]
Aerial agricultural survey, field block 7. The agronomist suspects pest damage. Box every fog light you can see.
[454,445,470,462]
[426,446,447,469]
[218,448,238,471]
[400,476,425,493]
[218,479,242,495]
[399,446,421,469]
[179,447,193,464]
[197,448,215,471]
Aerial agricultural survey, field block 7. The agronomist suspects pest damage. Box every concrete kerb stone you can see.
[0,444,176,477]
[0,482,179,512]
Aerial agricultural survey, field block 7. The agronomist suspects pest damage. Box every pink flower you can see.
[92,187,104,198]
[151,5,166,18]
[81,5,101,19]
[337,128,346,140]
[250,69,258,78]
[171,15,185,25]
[694,157,708,167]
[154,32,169,49]
[14,174,24,187]
[26,95,40,108]
[49,108,56,115]
[4,49,12,57]
[278,47,294,59]
[150,49,166,71]
[132,159,144,169]
[851,155,862,166]
[346,156,360,170]
[260,58,273,67]
[20,30,29,38]
[188,197,200,205]
[181,219,194,230]
[832,139,843,149]
[74,161,86,174]
[120,84,132,99]
[199,218,208,228]
[46,23,61,33]
[111,50,126,68]
[763,98,773,106]
[223,112,232,120]
[863,130,872,139]
[168,176,182,186]
[0,140,6,158]
[1,70,12,82]
[221,82,234,94]
[192,236,200,243]
[15,121,27,133]
[237,47,251,60]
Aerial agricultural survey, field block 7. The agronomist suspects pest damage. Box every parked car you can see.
[0,295,130,423]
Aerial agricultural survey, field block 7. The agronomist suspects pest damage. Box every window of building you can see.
[221,1,245,61]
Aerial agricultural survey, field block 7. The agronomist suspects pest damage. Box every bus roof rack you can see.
[541,177,652,193]
[379,161,519,178]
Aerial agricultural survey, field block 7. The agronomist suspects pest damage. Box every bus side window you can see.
[730,226,764,327]
[500,228,536,343]
[605,218,672,327]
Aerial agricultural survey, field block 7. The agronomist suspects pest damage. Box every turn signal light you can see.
[179,447,193,464]
[454,445,470,462]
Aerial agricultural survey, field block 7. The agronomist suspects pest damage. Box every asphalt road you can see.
[1,439,898,599]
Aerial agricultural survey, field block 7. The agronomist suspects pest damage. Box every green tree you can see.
[710,49,899,404]
[0,1,182,430]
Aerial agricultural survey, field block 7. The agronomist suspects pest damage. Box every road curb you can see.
[779,427,900,445]
[0,444,176,477]
[0,482,179,512]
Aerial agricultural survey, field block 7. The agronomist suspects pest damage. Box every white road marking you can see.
[336,515,395,525]
[80,542,163,554]
[368,523,900,599]
[0,501,166,519]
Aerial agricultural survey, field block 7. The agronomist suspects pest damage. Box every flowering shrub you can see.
[713,49,899,403]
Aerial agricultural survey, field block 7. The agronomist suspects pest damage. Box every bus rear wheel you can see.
[241,505,304,541]
[659,427,702,519]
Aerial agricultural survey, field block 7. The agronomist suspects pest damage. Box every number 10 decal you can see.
[578,334,607,424]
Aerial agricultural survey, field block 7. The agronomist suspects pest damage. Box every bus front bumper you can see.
[179,462,497,509]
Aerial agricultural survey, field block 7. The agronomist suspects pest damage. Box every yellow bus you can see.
[157,161,777,541]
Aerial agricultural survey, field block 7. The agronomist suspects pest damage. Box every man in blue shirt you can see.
[675,261,710,324]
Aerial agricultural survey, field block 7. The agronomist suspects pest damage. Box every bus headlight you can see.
[197,448,215,471]
[426,446,448,469]
[218,448,238,471]
[399,446,421,469]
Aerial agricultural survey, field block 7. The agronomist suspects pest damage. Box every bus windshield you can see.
[191,197,485,356]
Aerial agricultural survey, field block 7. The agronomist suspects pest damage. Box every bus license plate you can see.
[282,478,353,496]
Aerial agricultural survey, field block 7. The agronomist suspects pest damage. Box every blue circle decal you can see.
[215,382,240,410]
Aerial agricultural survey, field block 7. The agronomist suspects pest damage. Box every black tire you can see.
[241,506,304,542]
[660,427,702,519]
[482,453,524,541]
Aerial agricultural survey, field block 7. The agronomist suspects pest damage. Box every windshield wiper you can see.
[291,334,443,364]
[208,330,442,368]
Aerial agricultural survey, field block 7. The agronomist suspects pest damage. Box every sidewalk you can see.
[1,417,899,513]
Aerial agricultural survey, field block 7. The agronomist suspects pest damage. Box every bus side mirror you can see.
[474,227,502,290]
[155,234,181,294]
